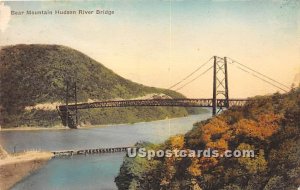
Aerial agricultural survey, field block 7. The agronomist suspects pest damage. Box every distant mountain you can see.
[0,44,205,128]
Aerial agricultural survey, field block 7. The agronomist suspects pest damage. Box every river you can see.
[0,113,211,190]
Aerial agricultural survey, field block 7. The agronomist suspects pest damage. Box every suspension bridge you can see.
[57,56,290,129]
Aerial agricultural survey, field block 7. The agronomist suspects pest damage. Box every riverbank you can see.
[1,113,209,132]
[0,114,212,189]
[0,147,53,190]
[80,114,193,129]
[0,126,68,132]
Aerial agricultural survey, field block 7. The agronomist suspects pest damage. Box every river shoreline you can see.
[0,148,53,190]
[0,113,208,132]
[0,113,212,189]
[0,126,68,132]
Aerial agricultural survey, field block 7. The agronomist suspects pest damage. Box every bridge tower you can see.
[212,56,229,115]
[62,79,78,129]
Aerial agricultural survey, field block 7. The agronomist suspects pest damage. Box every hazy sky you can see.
[0,0,299,98]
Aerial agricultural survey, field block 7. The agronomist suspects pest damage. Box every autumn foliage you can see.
[233,113,281,140]
[116,87,300,190]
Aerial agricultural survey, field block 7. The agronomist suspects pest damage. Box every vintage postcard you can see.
[0,0,299,190]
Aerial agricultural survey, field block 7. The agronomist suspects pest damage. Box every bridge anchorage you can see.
[57,55,289,129]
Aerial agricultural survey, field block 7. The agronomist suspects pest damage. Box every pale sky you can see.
[0,0,299,98]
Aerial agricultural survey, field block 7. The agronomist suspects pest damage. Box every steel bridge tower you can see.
[212,56,229,115]
[58,79,78,129]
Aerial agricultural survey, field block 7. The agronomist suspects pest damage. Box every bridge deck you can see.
[59,98,249,111]
[57,98,249,129]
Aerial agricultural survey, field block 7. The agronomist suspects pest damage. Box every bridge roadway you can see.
[57,98,250,128]
[58,98,249,111]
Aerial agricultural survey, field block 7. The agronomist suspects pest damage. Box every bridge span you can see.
[58,55,288,129]
[57,98,249,129]
[59,98,248,110]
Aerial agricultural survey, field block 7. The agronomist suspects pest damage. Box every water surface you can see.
[0,113,211,190]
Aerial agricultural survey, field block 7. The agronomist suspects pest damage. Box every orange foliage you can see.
[199,117,231,154]
[163,157,176,182]
[186,114,281,176]
[167,134,185,150]
[233,113,281,140]
[199,157,218,170]
[206,139,228,152]
[222,132,233,141]
[257,113,282,126]
[201,117,230,143]
[187,158,201,177]
[187,118,230,176]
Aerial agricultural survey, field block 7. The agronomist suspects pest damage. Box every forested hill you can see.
[116,87,300,190]
[0,44,202,128]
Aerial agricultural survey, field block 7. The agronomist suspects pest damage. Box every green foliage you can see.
[221,184,242,190]
[115,142,162,190]
[237,149,267,174]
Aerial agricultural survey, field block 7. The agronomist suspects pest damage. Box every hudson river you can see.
[0,113,211,190]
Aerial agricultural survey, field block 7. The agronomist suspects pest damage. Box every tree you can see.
[233,113,280,140]
[187,158,201,177]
